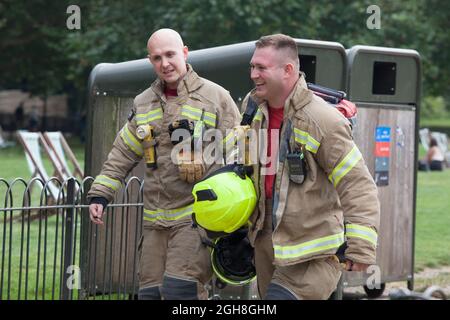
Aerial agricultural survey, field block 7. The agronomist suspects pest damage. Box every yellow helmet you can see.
[192,164,257,234]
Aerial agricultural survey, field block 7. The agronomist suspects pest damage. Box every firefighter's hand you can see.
[177,150,205,183]
[344,260,370,272]
[89,203,105,225]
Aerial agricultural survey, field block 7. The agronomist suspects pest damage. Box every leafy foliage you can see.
[421,96,448,119]
[1,0,449,113]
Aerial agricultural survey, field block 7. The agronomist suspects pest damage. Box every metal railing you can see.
[0,176,144,300]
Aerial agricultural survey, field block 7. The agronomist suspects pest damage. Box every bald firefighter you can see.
[87,29,241,300]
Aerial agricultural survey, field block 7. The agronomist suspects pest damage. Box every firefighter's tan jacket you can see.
[243,75,380,266]
[87,65,241,227]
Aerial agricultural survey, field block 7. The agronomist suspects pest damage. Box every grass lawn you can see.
[0,135,85,182]
[1,135,85,299]
[415,169,450,270]
[0,135,85,208]
[420,118,450,128]
[1,213,82,300]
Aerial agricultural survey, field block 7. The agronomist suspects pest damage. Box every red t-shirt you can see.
[265,106,284,199]
[164,87,178,98]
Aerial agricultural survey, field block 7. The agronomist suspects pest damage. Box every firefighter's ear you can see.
[284,62,295,77]
[183,46,189,61]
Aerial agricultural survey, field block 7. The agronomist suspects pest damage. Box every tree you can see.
[0,0,70,95]
[1,0,448,118]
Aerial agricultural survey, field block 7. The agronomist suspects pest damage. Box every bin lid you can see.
[295,39,346,91]
[88,39,346,100]
[346,45,421,104]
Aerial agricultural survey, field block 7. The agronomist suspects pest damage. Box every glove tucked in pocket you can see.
[177,149,205,183]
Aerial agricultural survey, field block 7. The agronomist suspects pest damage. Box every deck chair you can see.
[42,131,84,179]
[0,126,15,149]
[16,130,61,201]
[420,128,448,153]
[419,128,431,151]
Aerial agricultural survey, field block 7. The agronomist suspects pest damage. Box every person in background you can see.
[426,137,444,171]
[28,105,40,132]
[14,102,25,130]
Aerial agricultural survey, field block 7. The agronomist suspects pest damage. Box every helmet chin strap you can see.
[232,164,254,179]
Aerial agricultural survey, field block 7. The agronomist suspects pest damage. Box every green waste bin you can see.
[339,45,421,299]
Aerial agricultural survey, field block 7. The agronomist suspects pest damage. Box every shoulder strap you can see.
[241,97,258,126]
